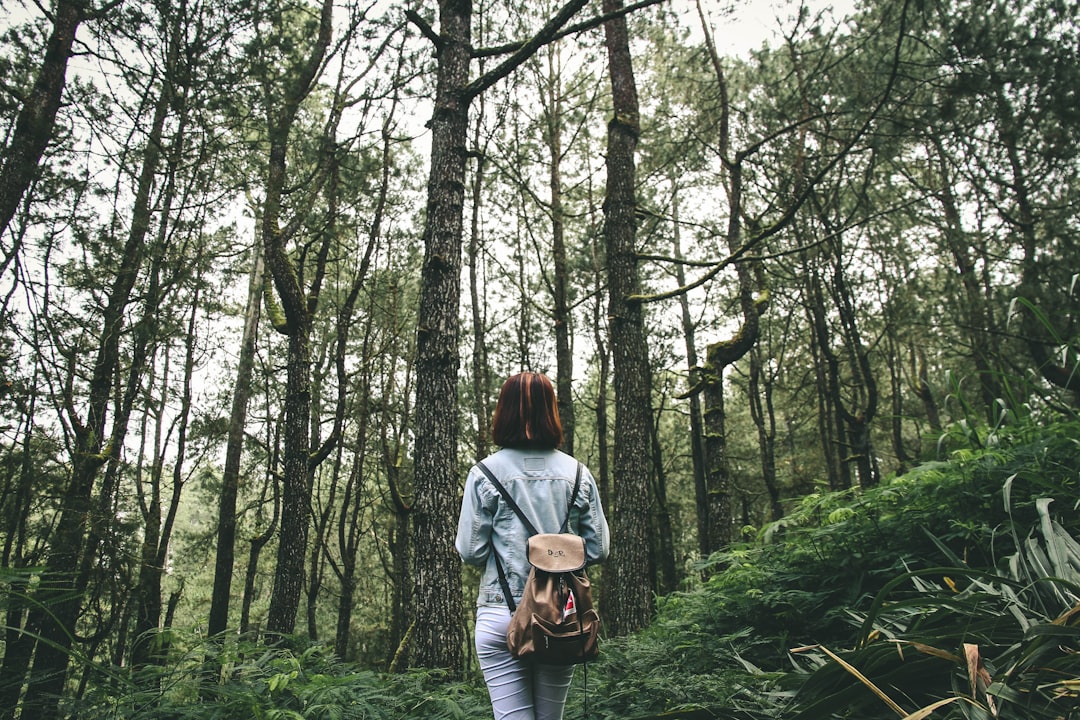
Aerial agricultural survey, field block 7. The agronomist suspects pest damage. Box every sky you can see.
[0,0,860,51]
[687,0,860,57]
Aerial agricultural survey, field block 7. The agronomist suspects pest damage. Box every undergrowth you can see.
[39,419,1080,719]
[594,418,1080,719]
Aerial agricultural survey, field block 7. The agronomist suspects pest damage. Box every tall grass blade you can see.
[813,644,907,717]
[900,697,963,720]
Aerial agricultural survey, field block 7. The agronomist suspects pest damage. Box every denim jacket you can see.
[455,447,610,608]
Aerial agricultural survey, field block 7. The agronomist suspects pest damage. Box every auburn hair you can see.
[491,372,564,449]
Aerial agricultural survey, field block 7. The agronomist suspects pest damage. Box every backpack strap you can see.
[561,462,583,533]
[475,460,583,613]
[476,461,539,535]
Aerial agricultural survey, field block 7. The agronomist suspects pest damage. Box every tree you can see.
[249,0,339,637]
[601,0,654,636]
[15,5,191,711]
[207,240,263,638]
[407,0,591,668]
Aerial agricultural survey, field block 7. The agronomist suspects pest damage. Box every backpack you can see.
[476,461,601,666]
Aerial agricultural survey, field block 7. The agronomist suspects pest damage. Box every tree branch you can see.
[472,0,667,59]
[405,9,442,52]
[462,0,591,101]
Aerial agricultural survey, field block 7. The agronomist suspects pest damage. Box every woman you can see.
[456,372,610,720]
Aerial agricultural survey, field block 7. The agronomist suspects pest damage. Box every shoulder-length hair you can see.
[491,372,564,449]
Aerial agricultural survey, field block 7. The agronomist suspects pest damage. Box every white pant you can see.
[475,606,575,720]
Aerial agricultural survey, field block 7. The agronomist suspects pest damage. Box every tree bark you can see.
[602,0,653,637]
[410,0,472,668]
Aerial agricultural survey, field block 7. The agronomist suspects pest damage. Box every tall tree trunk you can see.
[386,456,413,671]
[694,7,767,556]
[885,331,912,473]
[332,423,366,660]
[992,81,1080,404]
[591,206,612,509]
[911,346,942,434]
[307,478,332,642]
[749,345,782,522]
[408,0,589,667]
[208,240,264,637]
[380,281,414,671]
[700,372,729,553]
[649,411,677,594]
[803,252,850,491]
[261,0,336,637]
[130,86,192,665]
[929,137,1002,420]
[0,0,83,246]
[468,107,492,460]
[241,442,280,637]
[324,107,393,654]
[671,187,708,557]
[0,394,39,720]
[133,288,199,667]
[824,227,880,488]
[131,355,168,669]
[545,46,575,454]
[264,308,314,637]
[410,0,472,670]
[602,0,653,637]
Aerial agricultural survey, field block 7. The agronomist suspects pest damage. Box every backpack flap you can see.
[527,533,586,572]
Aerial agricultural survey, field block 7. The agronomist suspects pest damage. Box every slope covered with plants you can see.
[588,417,1080,719]
[57,416,1078,719]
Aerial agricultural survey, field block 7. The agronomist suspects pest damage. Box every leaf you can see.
[964,643,979,698]
[900,696,963,720]
[962,642,996,715]
[815,644,908,717]
[895,640,960,663]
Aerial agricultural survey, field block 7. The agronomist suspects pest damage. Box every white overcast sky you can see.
[688,0,859,57]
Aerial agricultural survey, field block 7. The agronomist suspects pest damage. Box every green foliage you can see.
[72,639,490,720]
[42,418,1075,720]
[786,490,1080,719]
[575,418,1079,719]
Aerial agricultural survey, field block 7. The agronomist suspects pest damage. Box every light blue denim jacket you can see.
[455,447,610,608]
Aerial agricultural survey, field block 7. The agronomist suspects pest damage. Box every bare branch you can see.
[472,0,667,59]
[462,0,591,101]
